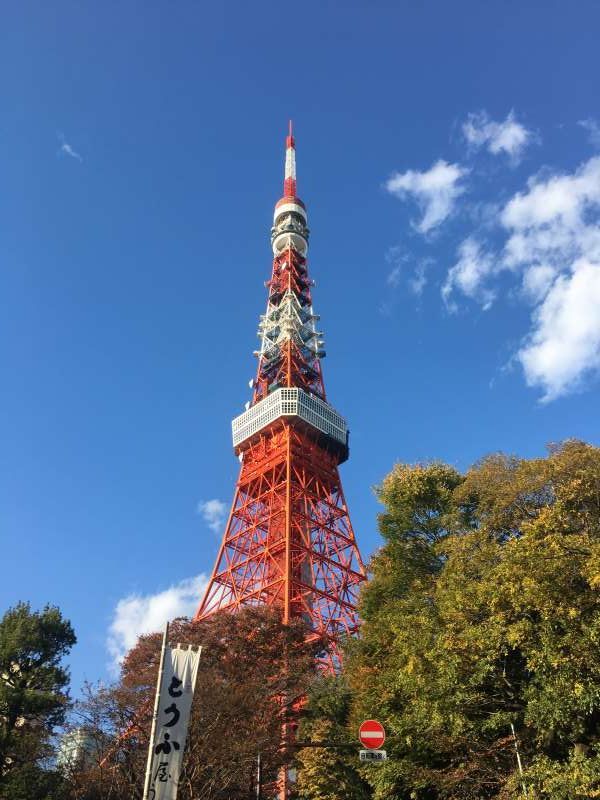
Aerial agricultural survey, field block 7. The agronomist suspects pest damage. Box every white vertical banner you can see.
[143,631,202,800]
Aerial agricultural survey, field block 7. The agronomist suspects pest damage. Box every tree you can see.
[0,601,76,799]
[295,676,370,800]
[344,442,600,799]
[70,607,320,800]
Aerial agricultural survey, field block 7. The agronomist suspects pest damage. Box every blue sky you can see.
[2,1,600,690]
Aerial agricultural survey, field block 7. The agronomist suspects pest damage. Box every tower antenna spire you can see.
[284,121,296,197]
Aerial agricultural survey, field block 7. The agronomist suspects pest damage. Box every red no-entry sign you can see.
[359,719,385,749]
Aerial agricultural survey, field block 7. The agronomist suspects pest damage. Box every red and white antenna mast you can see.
[283,119,297,197]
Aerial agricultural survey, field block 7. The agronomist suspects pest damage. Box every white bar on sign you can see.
[359,750,387,762]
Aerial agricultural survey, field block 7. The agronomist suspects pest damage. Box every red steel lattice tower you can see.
[195,124,366,667]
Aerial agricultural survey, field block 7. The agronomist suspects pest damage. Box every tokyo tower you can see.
[195,124,365,666]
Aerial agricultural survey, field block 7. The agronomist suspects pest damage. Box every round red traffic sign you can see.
[359,719,385,749]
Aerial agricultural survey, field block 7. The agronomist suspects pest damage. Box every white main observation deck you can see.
[231,387,349,462]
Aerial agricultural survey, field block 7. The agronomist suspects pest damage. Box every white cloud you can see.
[442,238,497,311]
[518,260,600,401]
[61,143,82,162]
[409,259,431,296]
[443,155,600,399]
[385,160,469,234]
[57,132,83,162]
[521,264,557,302]
[384,119,600,401]
[384,248,431,297]
[501,157,600,235]
[463,110,532,162]
[197,498,227,533]
[387,266,401,287]
[385,245,407,287]
[579,118,600,149]
[499,160,600,320]
[107,574,209,671]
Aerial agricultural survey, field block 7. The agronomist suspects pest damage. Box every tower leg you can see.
[278,767,288,800]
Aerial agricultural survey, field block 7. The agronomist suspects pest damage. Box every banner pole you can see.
[256,752,262,800]
[142,621,169,800]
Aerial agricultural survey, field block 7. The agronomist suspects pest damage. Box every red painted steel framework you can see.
[194,125,365,669]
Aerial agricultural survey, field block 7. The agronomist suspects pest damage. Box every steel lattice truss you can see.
[196,423,364,665]
[254,246,326,403]
[195,126,366,668]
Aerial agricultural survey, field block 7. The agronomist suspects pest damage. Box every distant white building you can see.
[56,728,99,772]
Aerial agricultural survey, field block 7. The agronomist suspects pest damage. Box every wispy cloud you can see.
[386,265,401,287]
[107,574,208,672]
[442,237,498,312]
[462,110,533,163]
[197,498,227,533]
[381,248,432,309]
[578,118,600,149]
[409,258,433,296]
[385,160,469,234]
[385,245,406,287]
[57,131,83,162]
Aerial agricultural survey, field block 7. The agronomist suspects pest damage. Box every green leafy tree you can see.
[0,601,76,799]
[345,442,600,799]
[295,677,370,800]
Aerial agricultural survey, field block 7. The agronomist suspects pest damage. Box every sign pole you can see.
[256,752,262,800]
[142,621,169,800]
